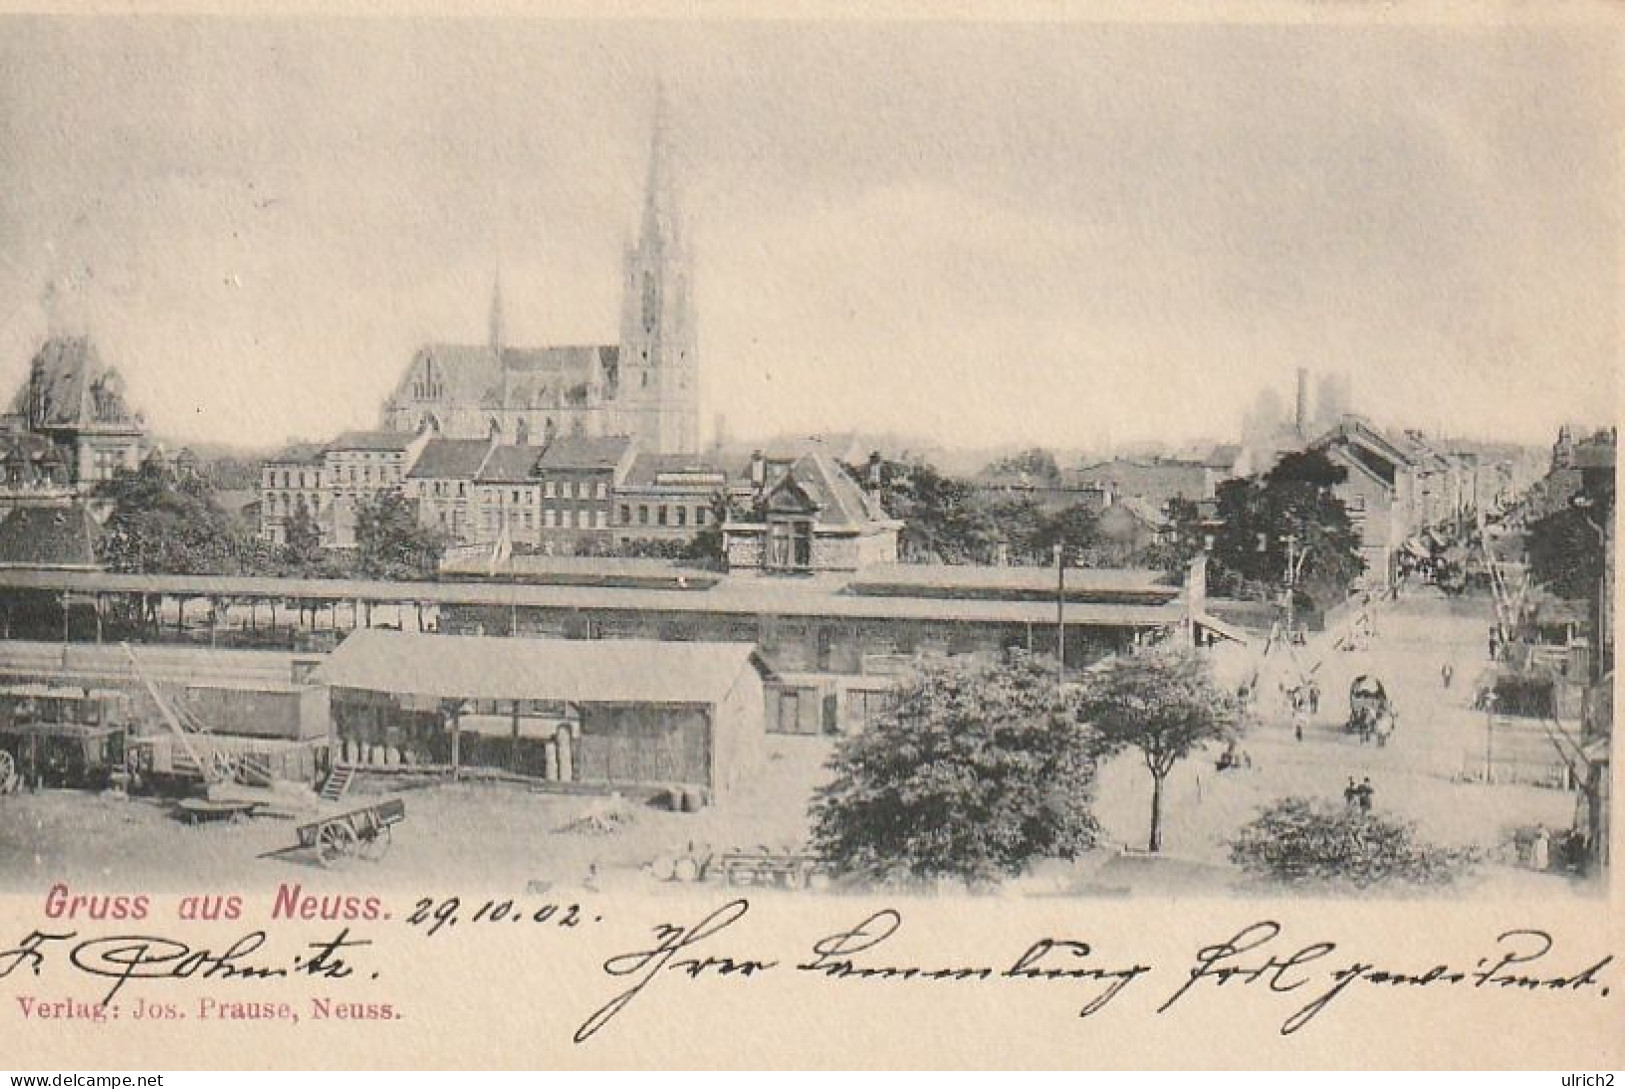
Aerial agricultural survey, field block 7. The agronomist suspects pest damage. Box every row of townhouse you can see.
[1309,417,1492,587]
[262,430,740,556]
[261,429,903,573]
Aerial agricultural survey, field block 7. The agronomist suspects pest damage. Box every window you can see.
[512,489,520,504]
[595,511,608,529]
[545,510,556,528]
[619,504,631,524]
[697,507,709,526]
[522,512,532,528]
[638,505,649,526]
[595,482,607,499]
[544,481,556,498]
[676,506,687,527]
[657,505,668,526]
[565,481,576,499]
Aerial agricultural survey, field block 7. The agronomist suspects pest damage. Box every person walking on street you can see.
[1344,777,1359,810]
[1441,662,1454,689]
[1308,682,1320,715]
[1357,777,1374,813]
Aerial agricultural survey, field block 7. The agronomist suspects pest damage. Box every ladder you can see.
[320,764,356,804]
[121,643,234,784]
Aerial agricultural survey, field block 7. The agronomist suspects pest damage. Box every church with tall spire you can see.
[381,95,699,456]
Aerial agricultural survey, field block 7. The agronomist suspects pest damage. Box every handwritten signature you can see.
[0,928,374,1004]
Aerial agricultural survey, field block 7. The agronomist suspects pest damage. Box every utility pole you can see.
[1483,690,1498,784]
[1054,542,1066,688]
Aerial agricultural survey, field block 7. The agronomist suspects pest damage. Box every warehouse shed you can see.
[320,630,772,800]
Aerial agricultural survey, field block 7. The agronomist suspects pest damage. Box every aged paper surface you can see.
[0,0,1619,1070]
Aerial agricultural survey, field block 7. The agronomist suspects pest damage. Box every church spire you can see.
[641,82,678,247]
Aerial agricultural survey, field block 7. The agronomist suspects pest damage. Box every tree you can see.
[281,498,325,573]
[354,492,445,580]
[1208,449,1365,608]
[1033,503,1101,564]
[809,651,1102,886]
[861,456,1000,564]
[1076,649,1239,853]
[1526,505,1607,600]
[96,459,242,575]
[1142,497,1210,580]
[983,447,1062,486]
[1228,796,1479,890]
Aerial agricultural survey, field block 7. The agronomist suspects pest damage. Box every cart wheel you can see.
[0,751,16,796]
[359,824,392,861]
[316,822,357,867]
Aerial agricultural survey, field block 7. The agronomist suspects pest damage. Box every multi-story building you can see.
[473,445,544,548]
[5,336,146,490]
[613,451,730,549]
[259,443,328,546]
[322,430,432,548]
[1309,418,1419,587]
[381,101,699,456]
[534,436,635,554]
[404,438,496,542]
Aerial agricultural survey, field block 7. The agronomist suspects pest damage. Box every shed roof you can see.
[321,629,767,704]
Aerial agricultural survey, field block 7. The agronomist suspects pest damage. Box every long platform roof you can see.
[0,568,1186,628]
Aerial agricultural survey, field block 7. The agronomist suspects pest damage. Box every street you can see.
[1091,589,1585,894]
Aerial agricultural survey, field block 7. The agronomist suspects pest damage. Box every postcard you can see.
[0,2,1619,1070]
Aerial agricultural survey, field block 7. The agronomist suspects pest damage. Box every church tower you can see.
[617,90,699,455]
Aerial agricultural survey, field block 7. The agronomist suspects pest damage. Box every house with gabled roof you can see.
[7,336,147,488]
[723,448,901,573]
[1308,417,1419,588]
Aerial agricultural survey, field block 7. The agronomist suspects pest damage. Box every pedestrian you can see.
[1357,777,1373,813]
[1344,777,1358,809]
[1441,662,1454,689]
[1530,825,1550,872]
[1308,683,1320,715]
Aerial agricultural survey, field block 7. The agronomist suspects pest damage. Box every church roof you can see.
[401,343,615,410]
[407,439,494,480]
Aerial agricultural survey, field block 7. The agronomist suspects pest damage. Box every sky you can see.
[0,15,1618,452]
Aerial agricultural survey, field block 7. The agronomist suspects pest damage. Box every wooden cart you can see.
[295,798,406,867]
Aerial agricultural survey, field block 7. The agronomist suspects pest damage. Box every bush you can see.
[809,651,1101,887]
[1229,796,1479,890]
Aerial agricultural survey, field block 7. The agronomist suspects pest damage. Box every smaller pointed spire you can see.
[488,265,506,355]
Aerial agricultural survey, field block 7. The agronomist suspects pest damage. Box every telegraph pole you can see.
[1054,543,1066,688]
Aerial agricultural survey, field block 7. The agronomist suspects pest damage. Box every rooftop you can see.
[535,435,634,471]
[408,438,495,480]
[0,505,101,569]
[328,430,421,453]
[475,444,544,483]
[322,629,768,704]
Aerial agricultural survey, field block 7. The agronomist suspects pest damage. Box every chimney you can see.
[867,450,883,491]
[1294,367,1309,438]
[749,449,766,493]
